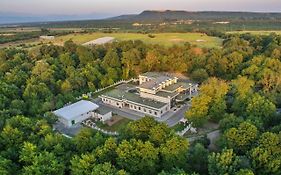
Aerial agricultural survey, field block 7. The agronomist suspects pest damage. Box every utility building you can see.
[53,100,99,127]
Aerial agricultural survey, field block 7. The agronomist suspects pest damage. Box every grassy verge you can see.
[171,123,185,132]
[96,116,132,132]
[226,30,281,35]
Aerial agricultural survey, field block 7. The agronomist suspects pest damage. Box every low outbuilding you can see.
[39,35,55,40]
[53,100,99,127]
[82,37,115,46]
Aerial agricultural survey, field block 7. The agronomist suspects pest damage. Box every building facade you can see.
[53,100,112,127]
[100,72,198,118]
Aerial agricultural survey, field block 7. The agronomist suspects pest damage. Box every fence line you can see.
[82,120,119,136]
[75,78,138,100]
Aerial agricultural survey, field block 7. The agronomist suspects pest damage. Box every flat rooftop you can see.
[139,76,173,89]
[162,83,182,92]
[53,100,99,120]
[82,37,115,45]
[101,89,167,109]
[156,90,179,98]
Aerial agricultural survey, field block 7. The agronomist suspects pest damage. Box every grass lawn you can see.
[227,30,281,35]
[171,123,186,132]
[96,115,132,132]
[0,27,84,33]
[46,32,222,48]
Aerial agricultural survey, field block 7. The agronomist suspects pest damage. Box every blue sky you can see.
[1,0,281,16]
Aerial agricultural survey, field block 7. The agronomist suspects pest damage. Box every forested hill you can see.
[109,10,281,21]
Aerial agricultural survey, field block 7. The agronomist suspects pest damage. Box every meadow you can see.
[227,30,281,35]
[46,32,223,48]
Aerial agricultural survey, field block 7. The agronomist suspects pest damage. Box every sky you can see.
[1,0,281,16]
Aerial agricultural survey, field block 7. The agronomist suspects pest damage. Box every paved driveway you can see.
[165,104,190,127]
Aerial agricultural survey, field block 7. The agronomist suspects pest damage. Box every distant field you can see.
[0,27,41,33]
[0,27,84,33]
[227,30,281,35]
[47,32,223,48]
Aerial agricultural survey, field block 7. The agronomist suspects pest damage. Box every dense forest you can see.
[16,10,281,31]
[0,32,281,174]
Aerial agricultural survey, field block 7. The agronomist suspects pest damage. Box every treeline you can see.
[0,32,281,174]
[0,28,72,44]
[23,19,281,33]
[0,115,197,175]
[185,33,281,174]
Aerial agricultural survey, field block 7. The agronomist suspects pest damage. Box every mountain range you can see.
[109,10,281,21]
[0,12,114,25]
[1,10,281,25]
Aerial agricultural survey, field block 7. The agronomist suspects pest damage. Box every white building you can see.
[100,72,198,118]
[82,37,115,46]
[39,35,55,40]
[53,100,112,127]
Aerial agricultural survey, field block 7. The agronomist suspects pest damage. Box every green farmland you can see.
[47,32,222,48]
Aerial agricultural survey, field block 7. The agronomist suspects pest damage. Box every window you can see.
[161,110,163,114]
[71,120,75,125]
[154,112,157,115]
[134,106,136,109]
[138,107,141,110]
[144,109,146,112]
[117,102,119,106]
[149,110,152,114]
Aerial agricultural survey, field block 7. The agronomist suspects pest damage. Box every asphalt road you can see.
[165,104,190,127]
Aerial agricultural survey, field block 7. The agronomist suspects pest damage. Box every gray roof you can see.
[162,83,182,92]
[100,89,167,109]
[139,76,173,90]
[82,37,115,45]
[156,91,179,98]
[53,100,99,120]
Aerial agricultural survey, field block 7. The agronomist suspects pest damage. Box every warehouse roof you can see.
[82,37,115,46]
[53,100,99,120]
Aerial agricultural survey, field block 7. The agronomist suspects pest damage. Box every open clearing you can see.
[227,30,281,35]
[46,32,222,48]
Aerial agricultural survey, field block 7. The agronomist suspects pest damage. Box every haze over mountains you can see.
[110,10,281,21]
[0,12,114,25]
[1,10,281,25]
